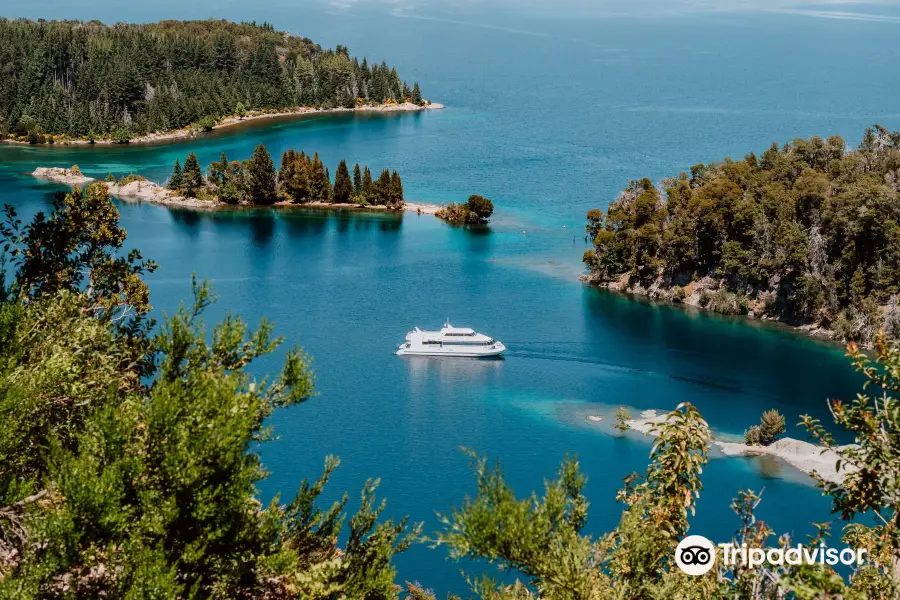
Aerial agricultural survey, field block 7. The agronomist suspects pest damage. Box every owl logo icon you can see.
[675,535,716,575]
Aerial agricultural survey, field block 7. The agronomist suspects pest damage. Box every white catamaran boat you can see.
[396,321,506,358]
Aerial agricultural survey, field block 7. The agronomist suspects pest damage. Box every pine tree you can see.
[169,159,184,190]
[246,143,277,204]
[325,167,333,202]
[310,153,331,203]
[759,409,786,445]
[334,160,353,204]
[362,166,373,198]
[278,150,296,200]
[390,171,404,208]
[208,152,230,188]
[373,169,392,206]
[412,82,422,105]
[183,153,204,198]
[353,163,363,195]
[279,151,312,203]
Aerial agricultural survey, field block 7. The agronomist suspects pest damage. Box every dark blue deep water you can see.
[2,1,900,593]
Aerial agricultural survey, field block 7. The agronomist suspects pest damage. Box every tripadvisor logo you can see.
[675,535,869,576]
[675,535,717,575]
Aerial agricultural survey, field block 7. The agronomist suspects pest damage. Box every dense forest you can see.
[2,182,900,597]
[0,18,425,142]
[583,125,900,343]
[167,143,404,208]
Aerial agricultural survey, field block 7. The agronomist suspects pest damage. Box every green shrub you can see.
[705,289,748,315]
[111,126,132,143]
[759,409,786,444]
[744,424,762,445]
[466,194,494,222]
[192,115,217,132]
[116,174,147,186]
[832,300,884,344]
[614,407,631,431]
[698,291,711,308]
[671,286,686,303]
[745,409,785,446]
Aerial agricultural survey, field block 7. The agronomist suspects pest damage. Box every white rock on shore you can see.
[403,201,442,215]
[624,408,854,485]
[32,167,94,186]
[714,438,854,485]
[625,409,670,434]
[357,101,444,112]
[104,180,215,209]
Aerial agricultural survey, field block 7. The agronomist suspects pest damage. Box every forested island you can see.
[0,18,437,144]
[31,142,446,213]
[2,185,900,597]
[583,125,900,344]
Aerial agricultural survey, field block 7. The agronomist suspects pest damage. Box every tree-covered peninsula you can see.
[3,182,900,598]
[583,125,900,344]
[0,18,429,143]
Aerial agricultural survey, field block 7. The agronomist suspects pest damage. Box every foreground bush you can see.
[0,185,416,598]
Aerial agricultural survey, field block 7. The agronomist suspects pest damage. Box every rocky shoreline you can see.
[624,409,853,485]
[31,167,443,215]
[10,102,445,147]
[581,272,840,343]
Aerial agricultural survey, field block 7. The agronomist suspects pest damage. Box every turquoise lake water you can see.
[2,1,900,592]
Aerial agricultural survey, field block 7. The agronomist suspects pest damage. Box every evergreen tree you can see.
[390,170,404,208]
[169,159,184,190]
[412,82,422,105]
[362,166,373,198]
[208,152,230,188]
[334,160,353,204]
[277,149,311,203]
[245,143,277,204]
[309,153,331,203]
[182,153,204,198]
[373,169,392,206]
[353,163,363,195]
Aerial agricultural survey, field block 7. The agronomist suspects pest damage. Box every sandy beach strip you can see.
[8,102,445,147]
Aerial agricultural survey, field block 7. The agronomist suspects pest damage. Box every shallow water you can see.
[2,2,898,592]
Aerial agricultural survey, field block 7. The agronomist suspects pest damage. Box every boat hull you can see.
[396,344,506,358]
